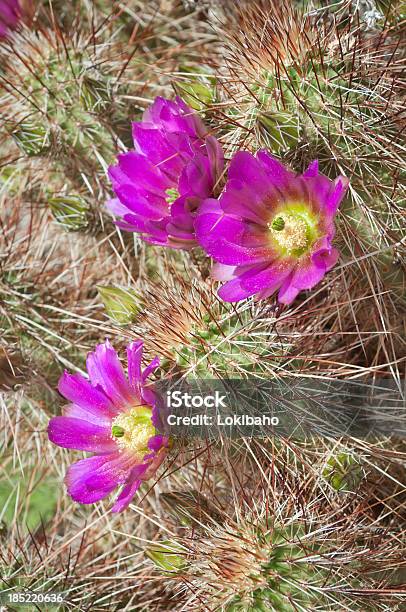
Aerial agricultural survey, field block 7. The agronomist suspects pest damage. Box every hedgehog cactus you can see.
[113,265,287,378]
[207,0,405,360]
[0,1,405,610]
[217,0,403,198]
[1,26,126,165]
[149,493,405,611]
[191,522,324,611]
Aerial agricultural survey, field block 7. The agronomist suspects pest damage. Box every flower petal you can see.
[211,263,237,281]
[126,340,143,391]
[113,184,168,220]
[218,277,256,302]
[290,256,327,290]
[48,416,116,453]
[196,203,270,266]
[110,152,170,194]
[277,275,300,304]
[303,159,319,177]
[86,341,134,409]
[142,356,160,383]
[239,260,295,296]
[111,464,149,513]
[58,372,117,422]
[65,454,124,504]
[325,176,349,215]
[132,125,189,179]
[257,150,296,190]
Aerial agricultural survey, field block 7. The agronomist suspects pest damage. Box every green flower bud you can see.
[322,452,363,492]
[48,195,89,231]
[12,121,51,157]
[97,285,141,324]
[174,81,215,111]
[174,65,216,111]
[256,112,300,153]
[145,540,185,573]
[81,75,112,112]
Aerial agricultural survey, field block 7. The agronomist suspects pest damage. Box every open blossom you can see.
[0,0,20,38]
[107,97,224,249]
[48,340,169,513]
[196,152,349,304]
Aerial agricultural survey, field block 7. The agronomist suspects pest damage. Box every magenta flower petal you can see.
[326,177,350,216]
[218,277,256,302]
[142,356,160,384]
[219,184,273,225]
[289,256,328,291]
[313,245,340,270]
[303,159,319,177]
[112,184,167,217]
[110,152,171,194]
[277,275,301,305]
[106,197,130,218]
[239,261,295,296]
[66,454,123,504]
[86,340,134,408]
[107,97,224,249]
[126,340,143,390]
[228,151,271,192]
[147,435,167,452]
[256,150,296,189]
[132,125,189,179]
[0,0,20,39]
[195,200,272,267]
[110,471,144,513]
[49,340,168,512]
[48,417,116,453]
[143,96,207,138]
[211,263,238,281]
[58,372,117,421]
[197,151,348,304]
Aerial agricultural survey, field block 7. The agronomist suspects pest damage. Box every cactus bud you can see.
[323,452,363,492]
[145,540,185,573]
[81,75,112,112]
[174,81,215,111]
[48,195,89,231]
[174,66,216,111]
[12,121,51,157]
[97,285,141,324]
[256,112,300,153]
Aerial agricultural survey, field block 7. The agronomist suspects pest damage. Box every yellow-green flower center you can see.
[269,214,308,253]
[111,406,155,456]
[268,203,319,257]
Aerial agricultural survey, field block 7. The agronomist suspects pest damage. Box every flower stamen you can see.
[111,406,156,456]
[269,213,308,253]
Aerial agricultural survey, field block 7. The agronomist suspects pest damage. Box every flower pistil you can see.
[111,406,156,457]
